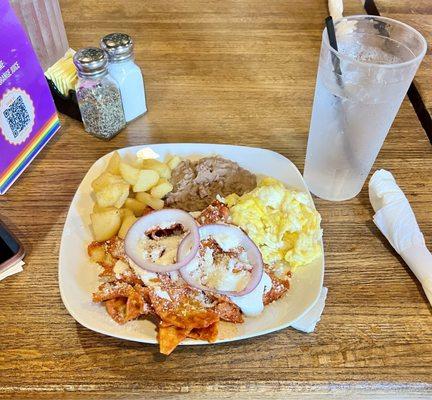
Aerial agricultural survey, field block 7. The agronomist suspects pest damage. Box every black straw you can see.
[325,16,343,84]
[325,16,339,51]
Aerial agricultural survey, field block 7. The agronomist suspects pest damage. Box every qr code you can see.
[3,95,31,138]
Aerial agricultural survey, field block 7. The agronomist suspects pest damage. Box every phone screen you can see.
[0,223,20,263]
[0,240,15,260]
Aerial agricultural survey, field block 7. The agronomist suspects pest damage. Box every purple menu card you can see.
[0,0,61,195]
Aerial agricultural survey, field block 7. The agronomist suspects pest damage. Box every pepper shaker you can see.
[101,33,147,123]
[73,47,126,139]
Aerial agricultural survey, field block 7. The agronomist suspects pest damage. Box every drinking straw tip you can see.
[325,15,343,83]
[325,16,339,51]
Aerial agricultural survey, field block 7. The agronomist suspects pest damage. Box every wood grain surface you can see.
[373,0,432,117]
[1,0,431,398]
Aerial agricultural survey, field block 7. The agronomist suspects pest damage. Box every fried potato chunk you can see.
[106,151,121,175]
[166,155,182,170]
[118,214,137,239]
[90,208,122,241]
[135,192,164,210]
[94,182,130,208]
[119,162,141,185]
[150,178,173,199]
[133,169,160,192]
[92,172,126,192]
[124,198,148,217]
[140,159,171,179]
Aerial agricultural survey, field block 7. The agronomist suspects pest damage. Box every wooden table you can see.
[1,0,431,398]
[373,0,432,121]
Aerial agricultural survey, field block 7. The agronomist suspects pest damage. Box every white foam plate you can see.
[59,144,324,345]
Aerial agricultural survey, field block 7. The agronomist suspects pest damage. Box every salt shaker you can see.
[101,33,147,122]
[73,48,126,139]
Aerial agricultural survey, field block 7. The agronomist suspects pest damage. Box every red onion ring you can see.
[124,209,200,273]
[177,224,263,297]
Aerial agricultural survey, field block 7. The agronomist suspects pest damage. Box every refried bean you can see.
[165,156,257,211]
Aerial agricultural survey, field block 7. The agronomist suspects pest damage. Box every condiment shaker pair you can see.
[73,33,147,140]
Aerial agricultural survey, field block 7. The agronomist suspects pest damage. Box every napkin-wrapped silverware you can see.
[369,169,432,306]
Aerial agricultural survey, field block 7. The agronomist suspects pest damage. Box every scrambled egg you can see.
[225,177,322,275]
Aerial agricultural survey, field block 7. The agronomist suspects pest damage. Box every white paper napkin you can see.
[328,0,343,19]
[291,287,328,333]
[0,260,24,281]
[369,169,432,305]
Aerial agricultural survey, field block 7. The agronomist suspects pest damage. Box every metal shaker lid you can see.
[100,33,134,61]
[73,48,108,76]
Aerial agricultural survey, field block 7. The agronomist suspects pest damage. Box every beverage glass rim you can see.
[322,15,427,69]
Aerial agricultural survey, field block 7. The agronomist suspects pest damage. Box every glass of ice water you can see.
[303,15,426,201]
